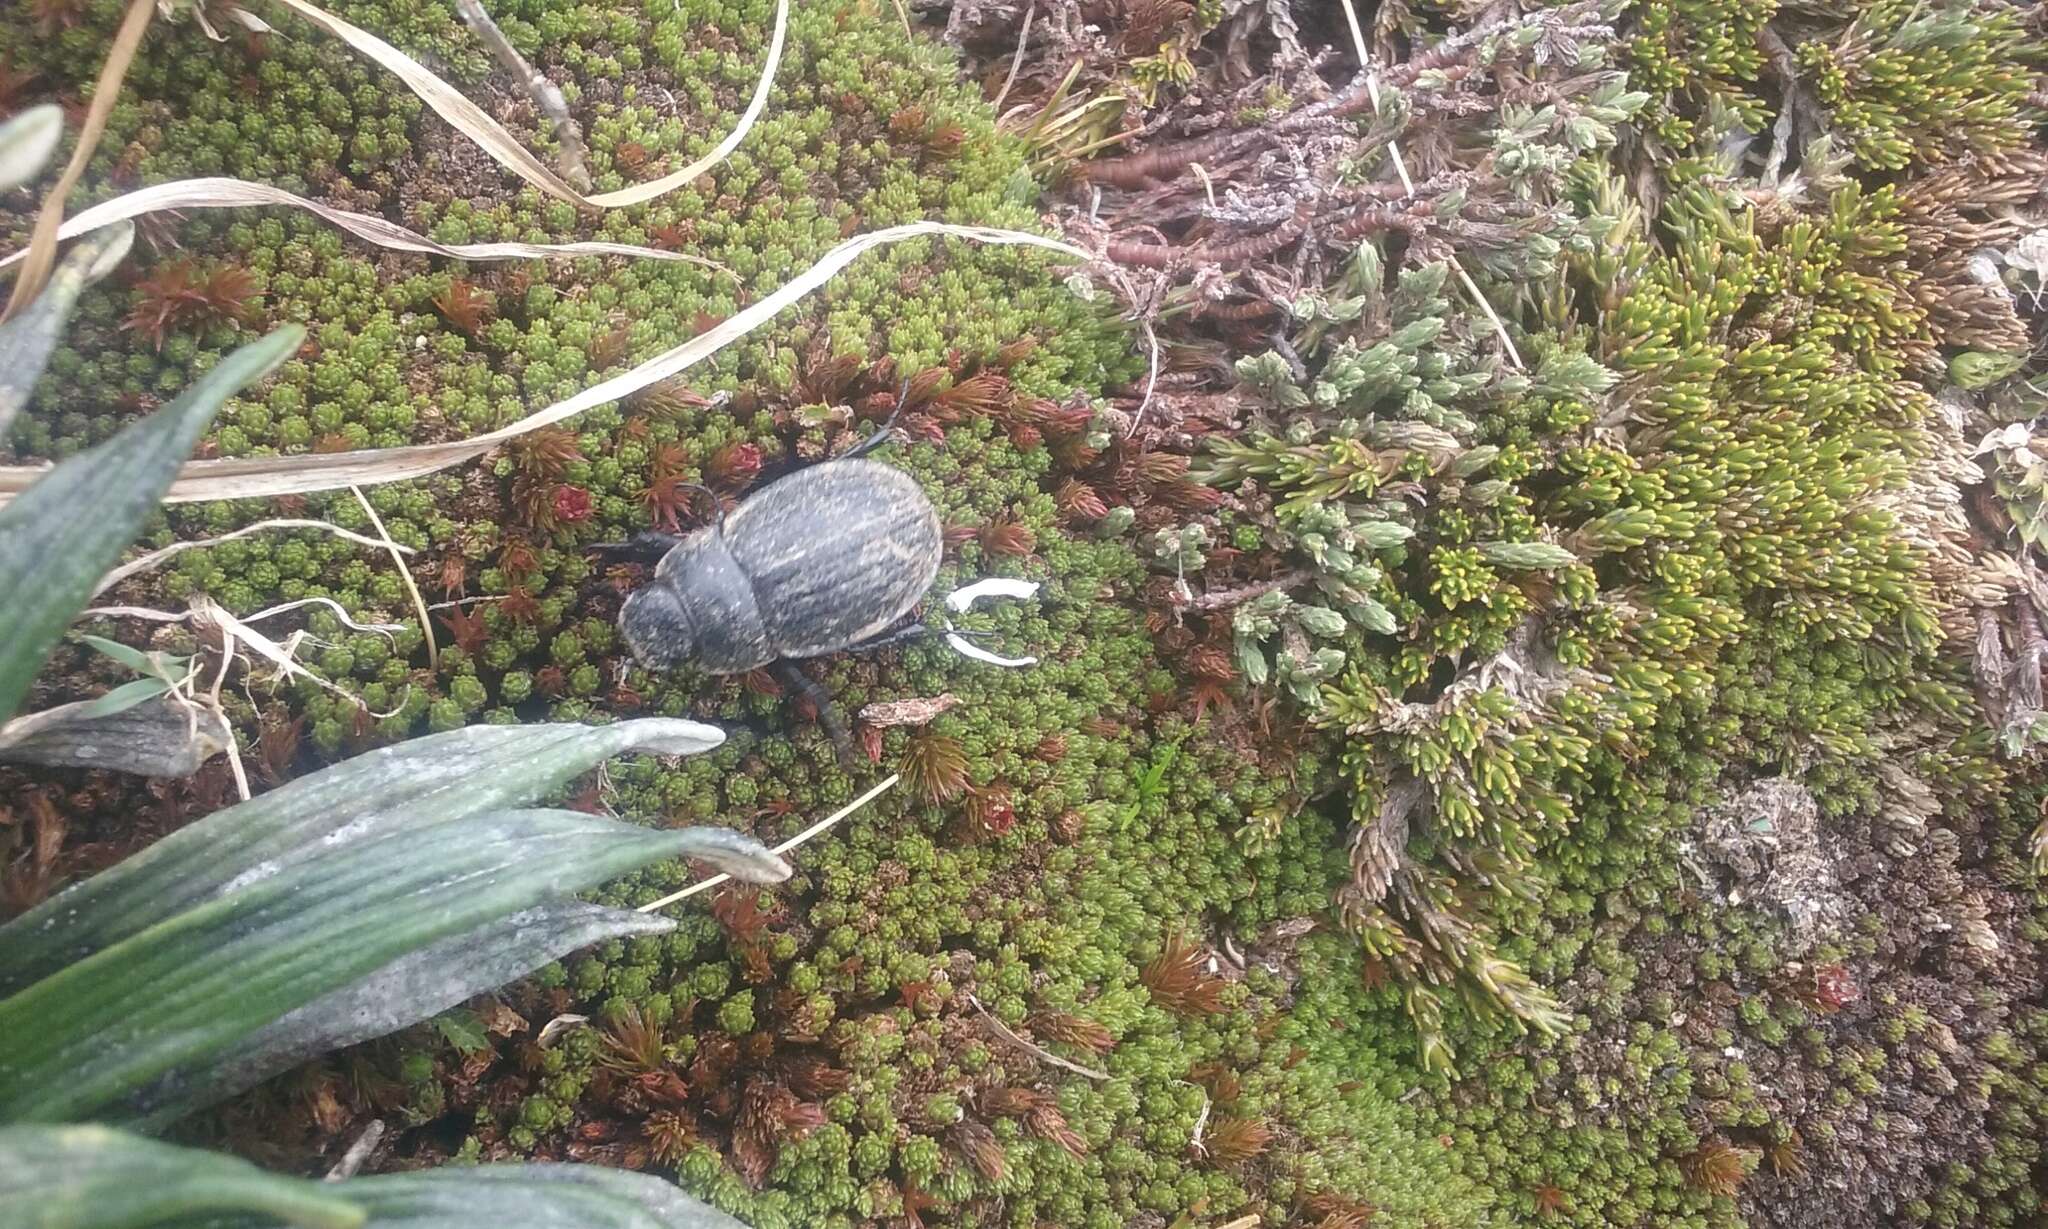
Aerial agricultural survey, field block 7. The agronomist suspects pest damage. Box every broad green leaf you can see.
[3,1125,754,1229]
[0,808,748,1123]
[0,105,63,194]
[333,1163,752,1228]
[0,717,740,994]
[0,1124,366,1229]
[124,904,676,1130]
[0,223,136,441]
[0,325,303,723]
[154,1155,749,1229]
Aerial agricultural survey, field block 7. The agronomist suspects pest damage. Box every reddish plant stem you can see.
[1106,207,1314,269]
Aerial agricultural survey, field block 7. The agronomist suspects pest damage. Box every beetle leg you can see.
[771,659,855,763]
[842,622,937,654]
[842,378,912,460]
[841,415,898,460]
[586,531,687,564]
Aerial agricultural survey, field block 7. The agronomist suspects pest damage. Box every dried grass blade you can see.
[1,0,155,319]
[583,0,787,208]
[637,773,899,913]
[0,178,730,276]
[349,485,437,670]
[267,0,580,204]
[452,0,593,192]
[0,222,1090,506]
[194,597,381,711]
[265,0,787,210]
[92,518,410,598]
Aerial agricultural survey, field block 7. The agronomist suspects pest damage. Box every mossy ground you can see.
[4,0,1484,1225]
[4,0,2048,1227]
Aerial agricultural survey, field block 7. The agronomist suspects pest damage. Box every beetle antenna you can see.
[677,481,728,537]
[587,530,685,565]
[844,379,916,462]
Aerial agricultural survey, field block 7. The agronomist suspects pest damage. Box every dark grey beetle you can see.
[607,417,944,754]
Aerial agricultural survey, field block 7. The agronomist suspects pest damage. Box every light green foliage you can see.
[1177,7,2048,1219]
[1627,0,2043,174]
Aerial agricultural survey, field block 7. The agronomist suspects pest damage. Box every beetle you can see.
[606,413,945,755]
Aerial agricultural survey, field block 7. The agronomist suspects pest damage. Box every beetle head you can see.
[619,583,697,672]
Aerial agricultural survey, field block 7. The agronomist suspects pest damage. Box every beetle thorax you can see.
[624,533,775,674]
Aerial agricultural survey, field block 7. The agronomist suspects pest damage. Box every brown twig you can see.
[1327,204,1428,244]
[1105,207,1314,269]
[1084,130,1244,189]
[1184,569,1311,611]
[967,993,1110,1081]
[1197,298,1284,321]
[1,0,155,320]
[451,0,594,194]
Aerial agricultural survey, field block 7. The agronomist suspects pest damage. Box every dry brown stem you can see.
[2,0,154,320]
[450,0,593,193]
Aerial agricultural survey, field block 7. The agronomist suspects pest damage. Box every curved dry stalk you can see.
[451,0,592,192]
[91,518,411,598]
[0,178,732,277]
[966,993,1110,1082]
[239,597,405,638]
[636,773,900,913]
[350,486,437,671]
[0,222,1091,506]
[991,5,1035,114]
[267,0,788,210]
[1,0,155,319]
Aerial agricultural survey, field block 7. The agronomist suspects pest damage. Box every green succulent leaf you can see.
[0,1124,366,1229]
[0,325,303,724]
[0,807,736,1124]
[1950,349,2026,390]
[142,903,675,1131]
[1474,540,1580,570]
[1450,445,1499,479]
[1295,605,1348,639]
[0,717,743,994]
[1241,644,1271,686]
[0,1124,756,1228]
[0,223,136,441]
[1352,594,1399,636]
[330,1162,753,1228]
[1353,521,1415,550]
